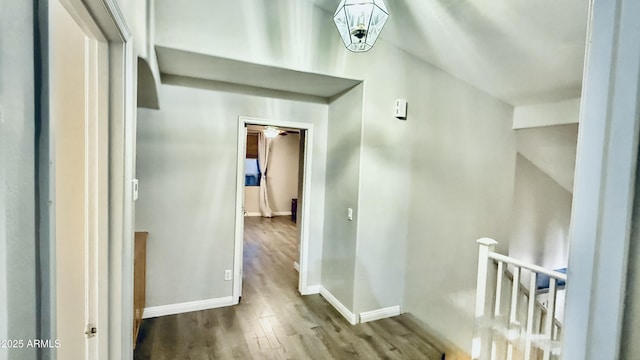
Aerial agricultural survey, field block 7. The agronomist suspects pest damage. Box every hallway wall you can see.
[0,2,38,359]
[322,84,364,312]
[244,133,300,215]
[509,124,578,269]
[404,65,516,350]
[155,0,413,319]
[136,76,328,307]
[267,134,301,214]
[516,124,578,193]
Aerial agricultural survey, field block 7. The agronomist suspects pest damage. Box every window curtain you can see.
[257,132,273,217]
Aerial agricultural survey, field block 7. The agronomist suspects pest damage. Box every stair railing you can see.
[472,238,567,360]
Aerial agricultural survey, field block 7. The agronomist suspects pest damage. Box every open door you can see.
[50,0,109,358]
[233,125,248,301]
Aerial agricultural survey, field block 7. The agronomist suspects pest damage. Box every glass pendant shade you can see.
[333,0,389,52]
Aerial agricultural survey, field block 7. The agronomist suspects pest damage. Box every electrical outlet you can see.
[224,269,232,281]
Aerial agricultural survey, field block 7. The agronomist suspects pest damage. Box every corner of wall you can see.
[137,53,161,109]
[319,286,358,325]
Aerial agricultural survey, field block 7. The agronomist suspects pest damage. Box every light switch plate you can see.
[395,99,407,120]
[132,179,139,201]
[347,208,353,221]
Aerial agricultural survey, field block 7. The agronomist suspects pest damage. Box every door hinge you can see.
[85,324,97,338]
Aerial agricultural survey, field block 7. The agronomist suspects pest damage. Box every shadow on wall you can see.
[508,154,572,270]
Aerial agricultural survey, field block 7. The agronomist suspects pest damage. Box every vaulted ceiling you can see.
[311,0,589,105]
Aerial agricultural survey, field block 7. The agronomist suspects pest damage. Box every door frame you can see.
[49,1,110,357]
[46,0,134,358]
[234,116,315,301]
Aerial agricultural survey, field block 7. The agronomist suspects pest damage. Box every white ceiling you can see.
[312,0,589,105]
[154,0,589,105]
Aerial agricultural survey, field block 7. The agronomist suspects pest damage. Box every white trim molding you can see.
[300,284,320,295]
[319,286,358,325]
[293,261,300,272]
[359,305,401,323]
[142,296,236,319]
[234,116,315,302]
[562,0,640,358]
[512,98,581,130]
[245,211,292,217]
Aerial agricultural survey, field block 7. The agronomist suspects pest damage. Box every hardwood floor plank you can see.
[134,216,445,359]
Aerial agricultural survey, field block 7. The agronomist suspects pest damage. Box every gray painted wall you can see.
[509,125,577,269]
[516,124,578,193]
[0,1,38,359]
[322,84,364,311]
[509,154,572,321]
[0,153,6,359]
[135,77,328,307]
[404,67,516,351]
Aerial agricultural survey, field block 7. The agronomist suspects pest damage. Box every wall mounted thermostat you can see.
[395,98,407,120]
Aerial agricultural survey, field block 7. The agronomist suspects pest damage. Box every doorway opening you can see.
[234,116,315,302]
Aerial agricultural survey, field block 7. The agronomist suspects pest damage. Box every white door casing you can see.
[236,125,248,299]
[49,0,134,358]
[234,116,315,302]
[50,0,109,358]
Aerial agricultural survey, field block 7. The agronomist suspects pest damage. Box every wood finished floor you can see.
[134,216,444,360]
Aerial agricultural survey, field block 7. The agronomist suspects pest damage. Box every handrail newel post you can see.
[473,238,498,359]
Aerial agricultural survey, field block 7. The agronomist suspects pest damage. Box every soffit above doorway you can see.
[156,46,361,98]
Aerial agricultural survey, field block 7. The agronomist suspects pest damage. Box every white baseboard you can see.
[359,305,401,323]
[319,286,358,325]
[293,261,300,272]
[245,211,292,217]
[273,211,292,216]
[143,296,236,319]
[300,284,320,295]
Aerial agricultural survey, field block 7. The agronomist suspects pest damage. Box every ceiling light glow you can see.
[263,126,281,138]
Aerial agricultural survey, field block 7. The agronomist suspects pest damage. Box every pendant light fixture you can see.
[333,0,389,52]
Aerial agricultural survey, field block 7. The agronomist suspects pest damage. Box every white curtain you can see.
[258,132,273,217]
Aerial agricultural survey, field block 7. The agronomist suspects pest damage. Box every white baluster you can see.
[492,261,504,360]
[524,273,537,360]
[474,238,498,360]
[474,241,566,359]
[495,261,504,316]
[543,278,557,360]
[507,266,520,360]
